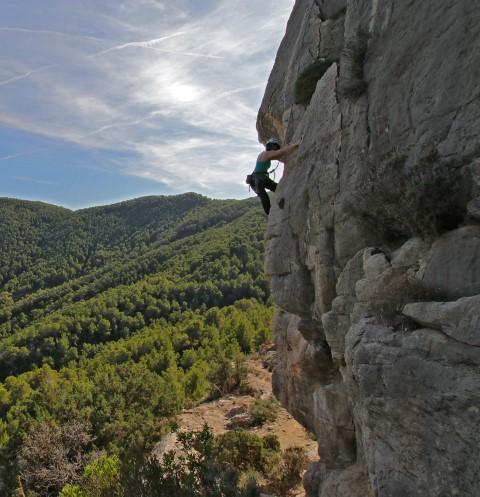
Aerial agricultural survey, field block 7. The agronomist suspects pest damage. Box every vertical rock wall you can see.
[257,1,480,496]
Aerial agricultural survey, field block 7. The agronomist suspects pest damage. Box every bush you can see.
[262,434,281,452]
[294,58,336,106]
[216,430,267,473]
[266,447,307,497]
[18,421,94,497]
[60,454,121,497]
[249,397,279,426]
[351,151,470,241]
[68,427,304,497]
[125,426,279,497]
[210,357,248,398]
[60,484,88,497]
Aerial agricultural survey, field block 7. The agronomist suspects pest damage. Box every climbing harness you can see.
[246,161,280,192]
[247,137,281,191]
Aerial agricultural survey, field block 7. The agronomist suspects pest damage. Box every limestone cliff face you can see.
[257,1,480,496]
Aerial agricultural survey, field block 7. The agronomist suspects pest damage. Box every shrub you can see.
[249,397,279,426]
[216,430,266,473]
[236,469,262,497]
[262,434,281,452]
[140,426,231,497]
[59,484,88,497]
[93,427,302,497]
[266,447,307,497]
[81,455,121,497]
[124,426,276,497]
[294,58,336,106]
[61,466,122,497]
[351,150,470,241]
[237,383,256,396]
[18,421,94,497]
[210,357,248,398]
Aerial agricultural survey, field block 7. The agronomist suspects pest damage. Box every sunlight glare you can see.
[170,84,200,103]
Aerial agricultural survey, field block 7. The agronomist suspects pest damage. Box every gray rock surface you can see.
[304,462,371,497]
[257,0,322,141]
[403,296,480,346]
[258,0,480,496]
[416,227,480,299]
[272,309,355,468]
[319,464,372,497]
[319,16,345,60]
[467,196,480,221]
[315,0,346,20]
[345,321,480,497]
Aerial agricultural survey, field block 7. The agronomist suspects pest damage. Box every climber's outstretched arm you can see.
[260,141,300,162]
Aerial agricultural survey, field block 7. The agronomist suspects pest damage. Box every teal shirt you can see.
[254,160,271,174]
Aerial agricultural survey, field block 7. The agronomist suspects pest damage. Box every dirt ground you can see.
[180,359,317,456]
[176,357,318,497]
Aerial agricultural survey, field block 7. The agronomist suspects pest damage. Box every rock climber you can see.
[248,138,300,215]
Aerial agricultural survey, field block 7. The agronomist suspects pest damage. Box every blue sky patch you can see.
[0,0,293,207]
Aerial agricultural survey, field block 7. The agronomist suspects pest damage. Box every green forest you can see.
[0,194,281,496]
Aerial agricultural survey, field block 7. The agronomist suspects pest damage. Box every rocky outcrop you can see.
[258,1,480,496]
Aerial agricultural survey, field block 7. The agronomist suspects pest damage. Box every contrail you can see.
[84,116,153,138]
[0,31,220,87]
[214,84,264,100]
[90,32,223,59]
[140,47,223,59]
[9,175,56,185]
[90,32,186,56]
[0,64,54,86]
[0,152,30,161]
[0,27,108,43]
[83,110,165,138]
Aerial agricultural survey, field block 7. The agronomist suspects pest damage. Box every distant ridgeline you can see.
[0,194,272,495]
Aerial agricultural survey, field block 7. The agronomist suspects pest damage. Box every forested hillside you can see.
[0,194,273,496]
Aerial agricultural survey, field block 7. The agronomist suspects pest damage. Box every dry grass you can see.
[294,58,336,106]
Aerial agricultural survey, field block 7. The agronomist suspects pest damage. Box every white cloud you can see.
[0,0,295,198]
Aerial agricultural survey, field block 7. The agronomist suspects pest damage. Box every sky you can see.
[0,0,294,209]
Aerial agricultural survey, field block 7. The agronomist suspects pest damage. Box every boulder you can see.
[226,406,248,419]
[226,413,253,429]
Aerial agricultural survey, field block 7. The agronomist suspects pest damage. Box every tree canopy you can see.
[0,194,273,497]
